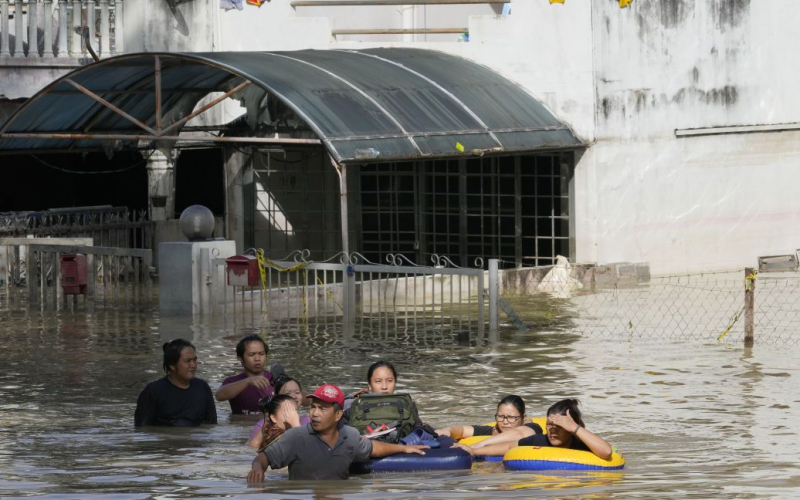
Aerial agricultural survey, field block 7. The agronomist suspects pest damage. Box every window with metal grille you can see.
[358,154,572,268]
[252,149,342,259]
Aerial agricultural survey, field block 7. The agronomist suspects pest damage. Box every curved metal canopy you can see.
[0,48,583,162]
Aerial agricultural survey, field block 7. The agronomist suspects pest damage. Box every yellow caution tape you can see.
[455,142,465,152]
[745,270,757,291]
[256,249,308,323]
[316,276,344,312]
[718,306,744,342]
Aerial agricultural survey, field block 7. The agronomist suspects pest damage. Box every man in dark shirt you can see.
[134,339,217,427]
[247,384,427,481]
[216,334,273,415]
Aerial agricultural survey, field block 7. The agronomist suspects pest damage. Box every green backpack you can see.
[347,393,423,443]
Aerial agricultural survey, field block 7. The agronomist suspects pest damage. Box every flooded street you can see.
[1,299,799,499]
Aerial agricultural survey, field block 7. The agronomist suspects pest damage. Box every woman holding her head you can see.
[246,395,301,452]
[452,399,612,460]
[435,395,542,440]
[247,376,311,448]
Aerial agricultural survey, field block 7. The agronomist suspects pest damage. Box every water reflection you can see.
[0,295,799,498]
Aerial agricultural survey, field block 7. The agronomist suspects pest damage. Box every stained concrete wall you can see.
[585,0,800,274]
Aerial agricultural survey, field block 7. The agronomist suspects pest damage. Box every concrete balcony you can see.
[0,0,123,101]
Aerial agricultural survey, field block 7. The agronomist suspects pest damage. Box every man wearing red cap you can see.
[247,383,428,481]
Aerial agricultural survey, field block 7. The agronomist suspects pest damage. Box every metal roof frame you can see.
[0,49,583,162]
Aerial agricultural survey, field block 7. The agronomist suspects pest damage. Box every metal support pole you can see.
[331,155,355,331]
[744,267,755,346]
[489,258,499,335]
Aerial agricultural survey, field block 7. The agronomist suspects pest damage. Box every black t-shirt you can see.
[471,422,543,437]
[517,433,590,452]
[134,377,217,427]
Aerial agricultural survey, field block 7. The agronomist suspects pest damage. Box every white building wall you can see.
[588,0,800,274]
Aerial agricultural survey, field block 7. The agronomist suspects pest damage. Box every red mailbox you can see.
[226,254,260,287]
[61,254,88,295]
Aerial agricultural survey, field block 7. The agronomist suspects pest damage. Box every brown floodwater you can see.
[0,295,798,498]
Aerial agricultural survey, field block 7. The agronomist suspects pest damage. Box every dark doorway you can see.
[0,152,148,213]
[174,148,225,218]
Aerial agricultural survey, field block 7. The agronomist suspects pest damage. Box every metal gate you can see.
[215,250,487,335]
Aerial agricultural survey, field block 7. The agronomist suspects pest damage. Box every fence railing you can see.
[0,207,152,249]
[214,250,488,335]
[0,0,123,60]
[499,262,799,346]
[0,239,152,311]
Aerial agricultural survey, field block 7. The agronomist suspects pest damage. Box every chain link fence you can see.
[499,262,800,346]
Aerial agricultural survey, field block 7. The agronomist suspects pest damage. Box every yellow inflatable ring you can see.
[503,446,626,471]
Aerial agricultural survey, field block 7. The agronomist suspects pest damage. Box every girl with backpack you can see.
[344,361,436,444]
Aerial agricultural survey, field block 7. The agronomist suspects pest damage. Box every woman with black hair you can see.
[248,394,301,452]
[134,339,217,427]
[247,376,311,448]
[435,395,542,439]
[452,399,612,459]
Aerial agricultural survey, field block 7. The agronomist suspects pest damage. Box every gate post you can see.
[744,267,755,346]
[489,259,499,335]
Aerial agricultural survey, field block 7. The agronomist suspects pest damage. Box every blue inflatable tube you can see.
[350,443,473,474]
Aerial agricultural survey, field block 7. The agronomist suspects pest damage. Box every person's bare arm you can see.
[216,375,271,402]
[451,441,516,457]
[370,441,428,457]
[470,426,534,449]
[549,410,613,459]
[434,425,474,440]
[247,453,269,483]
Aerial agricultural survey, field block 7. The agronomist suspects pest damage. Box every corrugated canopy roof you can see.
[0,49,583,162]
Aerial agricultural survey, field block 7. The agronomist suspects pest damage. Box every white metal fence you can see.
[215,250,488,335]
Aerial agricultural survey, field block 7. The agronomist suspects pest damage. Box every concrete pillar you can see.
[146,150,175,222]
[223,147,252,253]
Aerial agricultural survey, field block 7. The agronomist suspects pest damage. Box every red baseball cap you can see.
[306,383,345,408]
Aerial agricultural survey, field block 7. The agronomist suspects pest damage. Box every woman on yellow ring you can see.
[452,399,612,460]
[435,395,543,439]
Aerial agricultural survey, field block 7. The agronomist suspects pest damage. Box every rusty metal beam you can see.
[0,132,321,145]
[155,55,162,132]
[65,78,158,136]
[158,79,251,137]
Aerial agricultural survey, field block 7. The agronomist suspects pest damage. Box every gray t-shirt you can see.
[265,423,373,480]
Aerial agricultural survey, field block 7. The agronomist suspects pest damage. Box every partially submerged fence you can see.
[214,250,488,335]
[499,261,799,346]
[1,238,152,311]
[0,207,153,249]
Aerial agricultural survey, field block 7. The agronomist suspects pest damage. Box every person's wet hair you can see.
[162,339,195,375]
[547,398,584,427]
[367,360,397,383]
[259,394,294,419]
[497,395,525,416]
[236,334,268,359]
[275,376,302,395]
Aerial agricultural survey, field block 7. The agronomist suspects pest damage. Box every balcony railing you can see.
[0,0,123,60]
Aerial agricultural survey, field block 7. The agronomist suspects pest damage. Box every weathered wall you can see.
[584,0,800,274]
